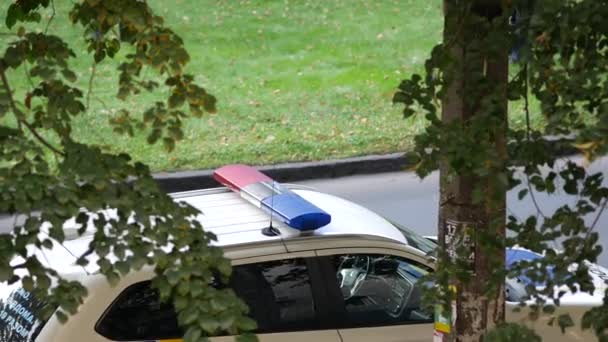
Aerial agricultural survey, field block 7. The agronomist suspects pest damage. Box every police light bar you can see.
[213,164,331,231]
[506,248,554,286]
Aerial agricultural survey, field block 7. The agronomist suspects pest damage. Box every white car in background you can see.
[1,165,606,342]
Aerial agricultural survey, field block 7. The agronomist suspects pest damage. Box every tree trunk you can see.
[437,1,508,341]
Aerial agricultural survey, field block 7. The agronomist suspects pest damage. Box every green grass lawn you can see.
[0,0,542,172]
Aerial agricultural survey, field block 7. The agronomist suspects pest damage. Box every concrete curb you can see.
[154,152,411,193]
[154,135,580,193]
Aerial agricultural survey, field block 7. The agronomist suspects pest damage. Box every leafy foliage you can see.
[394,0,608,339]
[1,1,255,341]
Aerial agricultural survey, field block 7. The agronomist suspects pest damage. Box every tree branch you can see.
[86,31,104,110]
[94,96,110,112]
[0,60,23,132]
[591,199,608,231]
[23,61,35,89]
[525,173,546,219]
[586,198,608,238]
[86,61,98,110]
[524,64,530,140]
[20,120,65,156]
[522,60,549,222]
[578,198,607,260]
[44,0,56,33]
[11,262,27,269]
[0,61,65,156]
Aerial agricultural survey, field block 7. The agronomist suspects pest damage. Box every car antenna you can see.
[262,177,281,237]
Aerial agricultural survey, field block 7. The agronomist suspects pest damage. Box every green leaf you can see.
[202,93,217,113]
[542,304,555,314]
[168,92,185,109]
[6,4,23,29]
[177,280,190,295]
[55,310,68,324]
[563,181,578,195]
[115,261,130,275]
[181,308,199,325]
[200,317,220,333]
[162,137,175,151]
[38,274,51,289]
[75,257,89,266]
[518,188,528,200]
[106,271,120,286]
[557,314,575,333]
[42,239,53,249]
[0,265,14,282]
[61,69,78,83]
[97,258,112,273]
[94,50,106,63]
[183,327,202,342]
[236,316,257,331]
[174,295,188,310]
[166,269,181,285]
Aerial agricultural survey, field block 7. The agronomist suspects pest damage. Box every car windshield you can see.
[390,221,437,255]
[0,282,54,342]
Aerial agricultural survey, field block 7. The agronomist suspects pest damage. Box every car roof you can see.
[172,186,408,247]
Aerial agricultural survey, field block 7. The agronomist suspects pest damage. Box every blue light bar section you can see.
[506,248,554,286]
[261,193,331,231]
[506,248,542,267]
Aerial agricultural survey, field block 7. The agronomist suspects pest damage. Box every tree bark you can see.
[438,1,508,341]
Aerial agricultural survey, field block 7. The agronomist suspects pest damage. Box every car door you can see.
[93,252,341,342]
[213,253,341,342]
[315,248,434,342]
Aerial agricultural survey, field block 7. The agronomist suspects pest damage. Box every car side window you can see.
[95,280,181,341]
[96,258,318,341]
[331,254,432,328]
[231,258,318,333]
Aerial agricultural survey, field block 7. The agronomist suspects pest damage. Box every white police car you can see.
[0,165,606,341]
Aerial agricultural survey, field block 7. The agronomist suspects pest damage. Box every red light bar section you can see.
[213,164,272,191]
[214,164,332,231]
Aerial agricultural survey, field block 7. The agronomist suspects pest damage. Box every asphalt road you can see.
[302,155,608,266]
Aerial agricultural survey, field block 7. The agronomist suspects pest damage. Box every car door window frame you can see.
[314,247,434,329]
[231,250,339,330]
[229,254,334,333]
